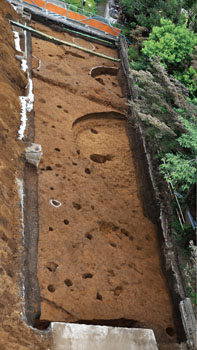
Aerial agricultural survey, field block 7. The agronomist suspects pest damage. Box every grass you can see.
[58,0,97,15]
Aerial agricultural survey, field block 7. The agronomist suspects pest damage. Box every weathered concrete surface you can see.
[25,142,42,167]
[51,323,158,350]
[180,298,197,350]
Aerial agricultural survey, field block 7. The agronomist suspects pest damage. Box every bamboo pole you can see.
[11,21,120,62]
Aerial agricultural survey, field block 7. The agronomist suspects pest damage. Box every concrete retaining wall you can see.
[51,323,158,350]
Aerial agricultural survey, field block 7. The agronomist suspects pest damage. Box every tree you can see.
[142,18,197,72]
[118,0,182,30]
[174,67,197,100]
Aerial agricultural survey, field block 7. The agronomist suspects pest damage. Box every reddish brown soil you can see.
[32,22,177,345]
[0,1,49,349]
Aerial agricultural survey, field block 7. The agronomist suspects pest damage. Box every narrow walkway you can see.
[9,0,121,37]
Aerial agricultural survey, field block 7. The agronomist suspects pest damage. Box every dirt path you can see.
[31,22,178,345]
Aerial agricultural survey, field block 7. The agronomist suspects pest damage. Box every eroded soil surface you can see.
[0,2,49,349]
[32,22,177,345]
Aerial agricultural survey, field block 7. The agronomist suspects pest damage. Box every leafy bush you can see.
[174,66,197,100]
[128,46,139,60]
[160,115,197,192]
[130,59,148,70]
[142,18,197,72]
[59,0,97,14]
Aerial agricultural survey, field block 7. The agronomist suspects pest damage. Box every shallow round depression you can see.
[89,66,120,89]
[72,112,126,166]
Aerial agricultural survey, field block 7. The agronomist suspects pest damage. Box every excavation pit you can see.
[36,107,177,343]
[0,0,192,348]
[22,21,184,347]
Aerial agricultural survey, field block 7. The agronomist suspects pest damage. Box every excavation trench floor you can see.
[33,22,176,345]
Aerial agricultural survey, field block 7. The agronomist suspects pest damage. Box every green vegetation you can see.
[118,0,183,30]
[160,115,197,193]
[141,19,197,98]
[127,18,197,190]
[59,0,97,15]
[119,0,197,32]
[174,67,197,100]
[122,0,197,306]
[188,286,197,306]
[182,0,197,32]
[142,19,196,71]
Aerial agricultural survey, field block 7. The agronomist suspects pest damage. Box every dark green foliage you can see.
[130,58,148,71]
[174,67,197,100]
[118,0,183,30]
[172,218,193,242]
[187,287,197,306]
[160,115,197,192]
[182,0,197,32]
[128,46,139,60]
[129,45,150,71]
